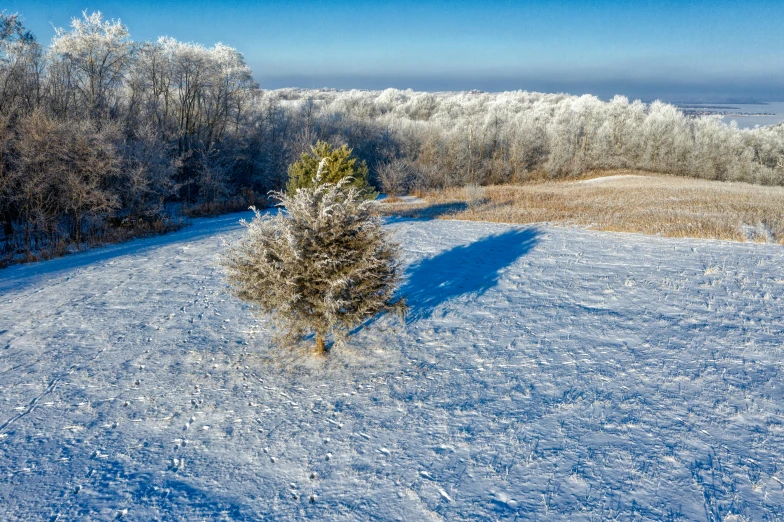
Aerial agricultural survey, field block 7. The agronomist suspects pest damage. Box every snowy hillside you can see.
[1,212,783,520]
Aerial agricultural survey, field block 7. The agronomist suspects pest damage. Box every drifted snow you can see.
[1,212,783,520]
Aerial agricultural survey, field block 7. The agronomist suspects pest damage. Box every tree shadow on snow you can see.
[400,227,539,320]
[389,201,469,220]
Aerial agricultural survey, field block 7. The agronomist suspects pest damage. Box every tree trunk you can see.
[316,335,326,355]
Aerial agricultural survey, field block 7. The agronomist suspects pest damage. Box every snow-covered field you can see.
[1,212,783,521]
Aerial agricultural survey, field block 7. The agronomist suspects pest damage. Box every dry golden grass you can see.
[380,170,784,244]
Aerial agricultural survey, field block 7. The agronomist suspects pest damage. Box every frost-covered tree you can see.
[286,140,375,197]
[221,170,406,354]
[0,13,41,117]
[51,11,135,118]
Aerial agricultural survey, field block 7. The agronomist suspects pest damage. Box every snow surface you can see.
[1,211,783,520]
[576,174,648,184]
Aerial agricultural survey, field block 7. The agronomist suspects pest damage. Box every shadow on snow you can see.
[389,201,469,220]
[400,227,539,320]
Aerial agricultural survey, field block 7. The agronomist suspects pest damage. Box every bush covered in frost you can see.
[221,171,406,353]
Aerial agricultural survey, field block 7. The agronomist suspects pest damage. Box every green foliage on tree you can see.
[286,140,376,198]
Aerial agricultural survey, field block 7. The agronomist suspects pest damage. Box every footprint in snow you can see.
[438,488,453,502]
[492,491,518,508]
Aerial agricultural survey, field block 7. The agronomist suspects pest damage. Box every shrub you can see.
[464,184,486,209]
[286,140,375,198]
[377,158,411,197]
[221,176,406,353]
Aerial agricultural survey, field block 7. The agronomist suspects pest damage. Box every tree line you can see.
[2,11,783,265]
[0,11,275,264]
[278,88,784,195]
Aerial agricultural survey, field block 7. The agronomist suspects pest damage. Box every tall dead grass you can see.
[381,170,784,244]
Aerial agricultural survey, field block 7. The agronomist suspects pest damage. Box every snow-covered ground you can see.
[1,212,783,521]
[576,174,648,184]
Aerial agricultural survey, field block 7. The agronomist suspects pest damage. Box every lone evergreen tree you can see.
[222,164,405,354]
[286,140,375,198]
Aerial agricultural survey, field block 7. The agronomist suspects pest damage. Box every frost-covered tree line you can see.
[276,88,784,194]
[3,11,784,264]
[0,12,273,262]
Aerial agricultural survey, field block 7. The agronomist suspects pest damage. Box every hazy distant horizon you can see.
[10,0,784,104]
[259,74,784,104]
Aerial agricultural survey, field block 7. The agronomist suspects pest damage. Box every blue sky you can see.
[7,0,784,100]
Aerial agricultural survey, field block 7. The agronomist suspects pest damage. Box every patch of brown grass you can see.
[380,170,784,244]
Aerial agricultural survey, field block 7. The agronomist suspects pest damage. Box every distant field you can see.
[382,170,784,244]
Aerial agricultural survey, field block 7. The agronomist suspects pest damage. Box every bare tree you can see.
[14,111,118,247]
[376,158,411,197]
